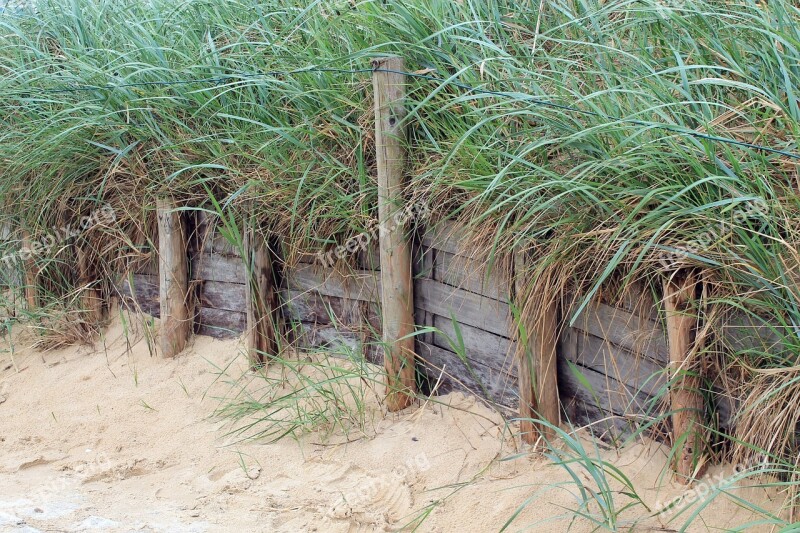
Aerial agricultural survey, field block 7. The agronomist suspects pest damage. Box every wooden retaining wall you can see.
[117,215,713,440]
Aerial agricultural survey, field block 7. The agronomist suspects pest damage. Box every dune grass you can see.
[2,0,800,528]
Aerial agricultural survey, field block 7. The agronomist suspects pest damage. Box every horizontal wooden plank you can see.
[291,322,381,365]
[569,331,667,398]
[193,212,242,257]
[434,250,507,302]
[288,263,380,303]
[282,290,363,327]
[431,314,516,378]
[421,220,478,258]
[117,273,160,317]
[416,341,518,410]
[561,396,638,442]
[199,281,247,312]
[356,242,382,271]
[414,278,510,337]
[719,311,786,355]
[568,301,669,365]
[192,253,246,284]
[557,356,659,419]
[196,307,246,336]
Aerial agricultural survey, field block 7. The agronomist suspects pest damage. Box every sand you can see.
[0,309,786,532]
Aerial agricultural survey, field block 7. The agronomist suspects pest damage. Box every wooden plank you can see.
[289,263,381,303]
[664,272,706,483]
[414,243,435,345]
[157,198,191,357]
[118,273,160,317]
[414,278,510,337]
[569,301,669,365]
[21,231,37,310]
[77,247,103,324]
[568,332,667,398]
[430,314,516,377]
[293,323,382,365]
[720,311,786,355]
[356,241,382,271]
[192,212,241,257]
[199,281,247,312]
[416,341,518,409]
[191,253,246,284]
[374,55,416,411]
[421,220,480,258]
[245,229,281,365]
[513,253,560,444]
[196,307,246,338]
[557,356,657,422]
[283,290,350,325]
[283,289,380,328]
[435,250,507,302]
[562,396,636,442]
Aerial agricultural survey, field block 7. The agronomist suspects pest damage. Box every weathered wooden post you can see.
[663,271,707,482]
[21,230,37,311]
[514,253,560,444]
[244,227,281,367]
[373,56,417,411]
[157,198,190,357]
[77,247,103,324]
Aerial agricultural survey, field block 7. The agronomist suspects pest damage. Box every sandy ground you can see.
[0,310,787,532]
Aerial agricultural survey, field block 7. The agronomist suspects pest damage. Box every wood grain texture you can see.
[293,322,382,365]
[421,220,479,258]
[416,341,518,410]
[663,272,706,483]
[77,247,103,324]
[289,263,381,303]
[196,307,246,338]
[21,231,37,310]
[435,250,507,302]
[192,212,241,257]
[430,314,516,377]
[569,332,667,398]
[374,56,416,411]
[414,278,510,337]
[245,230,281,365]
[199,281,247,312]
[157,199,191,357]
[569,301,669,365]
[192,253,246,284]
[118,273,160,317]
[513,252,560,444]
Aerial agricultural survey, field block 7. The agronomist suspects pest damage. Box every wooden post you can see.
[245,227,280,367]
[21,230,37,311]
[514,253,560,444]
[663,271,706,482]
[77,247,103,324]
[157,198,190,358]
[373,56,416,411]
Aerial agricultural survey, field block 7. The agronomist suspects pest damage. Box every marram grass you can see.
[2,0,800,528]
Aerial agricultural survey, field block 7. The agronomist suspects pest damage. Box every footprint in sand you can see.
[318,462,414,526]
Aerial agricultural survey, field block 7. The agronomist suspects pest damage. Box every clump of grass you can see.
[212,344,385,444]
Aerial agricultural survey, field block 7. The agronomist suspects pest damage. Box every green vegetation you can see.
[1,0,800,528]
